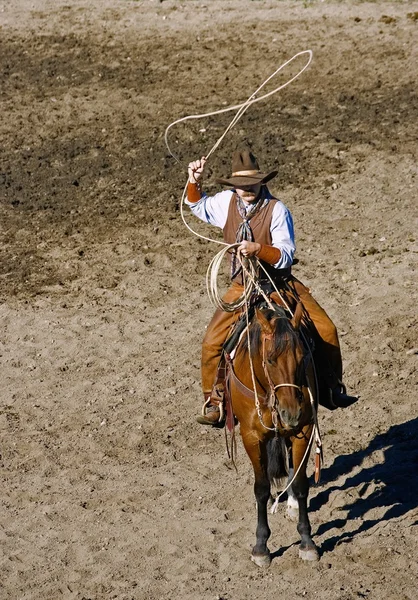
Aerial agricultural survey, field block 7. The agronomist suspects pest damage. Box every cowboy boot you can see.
[196,385,225,427]
[318,381,358,411]
[331,383,358,409]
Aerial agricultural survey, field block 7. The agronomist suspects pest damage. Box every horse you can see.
[226,300,320,567]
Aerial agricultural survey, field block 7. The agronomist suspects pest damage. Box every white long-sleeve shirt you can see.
[186,189,295,269]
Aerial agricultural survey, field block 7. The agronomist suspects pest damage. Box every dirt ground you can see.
[0,1,417,598]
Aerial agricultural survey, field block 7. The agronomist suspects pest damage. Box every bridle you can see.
[260,331,306,431]
[225,304,323,483]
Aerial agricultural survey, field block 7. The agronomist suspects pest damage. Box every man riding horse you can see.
[186,150,358,426]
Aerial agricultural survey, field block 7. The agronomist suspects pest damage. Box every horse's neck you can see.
[234,342,266,391]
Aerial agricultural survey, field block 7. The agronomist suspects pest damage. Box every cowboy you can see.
[186,150,358,426]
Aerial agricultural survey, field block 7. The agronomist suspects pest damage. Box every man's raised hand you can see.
[188,157,207,184]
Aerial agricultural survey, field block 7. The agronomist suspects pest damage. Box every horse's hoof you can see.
[299,546,319,562]
[251,552,272,568]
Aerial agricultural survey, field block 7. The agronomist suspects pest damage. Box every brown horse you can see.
[227,301,320,566]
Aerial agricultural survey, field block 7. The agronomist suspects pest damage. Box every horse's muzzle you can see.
[278,406,302,429]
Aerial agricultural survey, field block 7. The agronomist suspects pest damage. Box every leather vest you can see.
[223,194,281,284]
[222,193,277,247]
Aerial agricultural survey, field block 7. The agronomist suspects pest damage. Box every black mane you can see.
[247,306,298,359]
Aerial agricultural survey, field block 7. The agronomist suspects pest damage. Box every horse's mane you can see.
[245,306,298,359]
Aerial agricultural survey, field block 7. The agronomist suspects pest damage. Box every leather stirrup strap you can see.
[224,354,267,402]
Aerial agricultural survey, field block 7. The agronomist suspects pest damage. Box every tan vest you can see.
[223,193,278,283]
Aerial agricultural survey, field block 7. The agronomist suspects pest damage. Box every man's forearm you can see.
[256,244,282,265]
[187,181,202,203]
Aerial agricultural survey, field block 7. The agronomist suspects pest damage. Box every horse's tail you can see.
[266,435,288,485]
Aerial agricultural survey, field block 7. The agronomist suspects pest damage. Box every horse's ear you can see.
[291,301,304,330]
[256,309,274,335]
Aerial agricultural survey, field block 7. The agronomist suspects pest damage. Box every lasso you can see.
[164,49,313,311]
[164,50,313,257]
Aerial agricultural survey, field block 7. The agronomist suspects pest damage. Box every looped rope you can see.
[206,245,276,312]
[164,50,313,248]
[206,245,258,311]
[165,50,313,167]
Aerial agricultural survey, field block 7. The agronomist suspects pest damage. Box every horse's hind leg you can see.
[291,435,319,562]
[285,467,299,522]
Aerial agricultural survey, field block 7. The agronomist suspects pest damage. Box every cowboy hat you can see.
[216,150,278,187]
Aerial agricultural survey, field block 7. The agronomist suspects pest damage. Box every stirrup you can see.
[200,396,224,422]
[196,395,225,427]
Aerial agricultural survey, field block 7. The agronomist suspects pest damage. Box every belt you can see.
[231,264,293,286]
[258,265,292,281]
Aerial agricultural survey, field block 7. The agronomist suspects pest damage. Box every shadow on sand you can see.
[309,417,418,553]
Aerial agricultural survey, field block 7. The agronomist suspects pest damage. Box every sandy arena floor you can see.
[0,1,417,599]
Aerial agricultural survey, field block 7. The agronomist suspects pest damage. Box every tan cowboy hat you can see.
[216,150,278,187]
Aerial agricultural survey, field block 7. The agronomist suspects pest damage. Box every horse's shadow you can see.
[308,416,418,553]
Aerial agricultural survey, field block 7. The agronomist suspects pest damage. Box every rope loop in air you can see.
[165,50,313,248]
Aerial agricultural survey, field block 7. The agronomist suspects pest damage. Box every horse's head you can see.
[252,302,311,431]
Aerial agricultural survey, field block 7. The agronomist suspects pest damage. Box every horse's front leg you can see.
[253,471,272,567]
[291,430,319,561]
[242,434,272,568]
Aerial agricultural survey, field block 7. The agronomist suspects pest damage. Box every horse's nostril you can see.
[280,409,289,423]
[280,407,301,427]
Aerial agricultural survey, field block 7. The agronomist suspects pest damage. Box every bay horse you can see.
[226,300,320,566]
